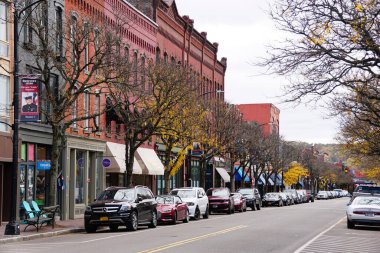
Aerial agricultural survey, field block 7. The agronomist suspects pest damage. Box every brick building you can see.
[236,103,280,137]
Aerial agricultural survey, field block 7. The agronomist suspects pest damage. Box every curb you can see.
[0,228,85,245]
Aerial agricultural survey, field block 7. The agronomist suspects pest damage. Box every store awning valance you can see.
[135,147,165,175]
[216,167,230,182]
[105,142,142,174]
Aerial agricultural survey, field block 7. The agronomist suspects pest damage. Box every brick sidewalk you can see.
[0,218,84,244]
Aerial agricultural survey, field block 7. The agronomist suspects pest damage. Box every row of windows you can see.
[67,0,156,54]
[0,1,9,58]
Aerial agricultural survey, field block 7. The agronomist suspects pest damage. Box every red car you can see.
[207,188,235,214]
[156,195,189,225]
[232,193,247,212]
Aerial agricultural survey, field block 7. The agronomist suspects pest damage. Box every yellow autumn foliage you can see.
[364,167,380,183]
[283,163,308,186]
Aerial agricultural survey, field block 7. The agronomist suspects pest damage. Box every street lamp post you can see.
[5,0,46,235]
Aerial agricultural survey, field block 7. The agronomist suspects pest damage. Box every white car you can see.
[316,191,329,200]
[170,187,209,220]
[346,196,380,229]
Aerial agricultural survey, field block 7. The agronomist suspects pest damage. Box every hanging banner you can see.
[20,76,40,122]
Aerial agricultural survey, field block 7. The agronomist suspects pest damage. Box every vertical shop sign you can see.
[20,76,40,122]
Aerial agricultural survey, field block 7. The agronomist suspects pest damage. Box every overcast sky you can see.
[175,0,339,144]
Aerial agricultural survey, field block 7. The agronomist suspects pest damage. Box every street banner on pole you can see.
[20,76,40,122]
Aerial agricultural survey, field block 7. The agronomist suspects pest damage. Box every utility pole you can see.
[5,0,21,235]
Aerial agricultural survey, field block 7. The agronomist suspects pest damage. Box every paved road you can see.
[1,198,379,253]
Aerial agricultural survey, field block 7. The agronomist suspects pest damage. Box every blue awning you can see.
[234,166,250,182]
[258,174,274,185]
[297,181,304,188]
[270,174,283,186]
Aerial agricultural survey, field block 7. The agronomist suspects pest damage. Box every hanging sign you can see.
[20,76,40,122]
[102,158,111,168]
[37,160,51,171]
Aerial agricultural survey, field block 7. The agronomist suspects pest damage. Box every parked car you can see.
[296,190,307,203]
[285,192,295,205]
[206,188,235,214]
[316,191,329,200]
[284,189,301,204]
[306,190,314,202]
[346,196,380,229]
[170,187,209,220]
[237,188,262,210]
[352,185,380,199]
[231,193,247,212]
[262,192,284,207]
[334,189,343,198]
[156,195,189,225]
[84,186,157,233]
[279,192,291,206]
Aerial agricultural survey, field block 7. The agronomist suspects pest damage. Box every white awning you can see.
[214,157,225,163]
[105,142,142,174]
[135,147,165,175]
[216,167,230,182]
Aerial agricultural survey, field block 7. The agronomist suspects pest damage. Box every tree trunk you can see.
[48,126,60,206]
[125,136,134,187]
[164,146,172,194]
[199,158,205,189]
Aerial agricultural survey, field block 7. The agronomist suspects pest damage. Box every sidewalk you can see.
[0,218,84,244]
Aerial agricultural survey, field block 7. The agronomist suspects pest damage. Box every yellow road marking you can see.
[136,225,247,253]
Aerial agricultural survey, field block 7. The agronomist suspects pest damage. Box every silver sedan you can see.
[346,196,380,229]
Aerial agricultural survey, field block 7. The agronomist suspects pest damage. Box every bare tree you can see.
[265,0,380,104]
[21,6,127,205]
[107,62,195,187]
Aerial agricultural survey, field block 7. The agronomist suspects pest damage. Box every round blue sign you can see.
[102,158,111,168]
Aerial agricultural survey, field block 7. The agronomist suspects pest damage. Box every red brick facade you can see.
[236,104,280,137]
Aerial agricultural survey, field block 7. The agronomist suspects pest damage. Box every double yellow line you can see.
[137,225,247,253]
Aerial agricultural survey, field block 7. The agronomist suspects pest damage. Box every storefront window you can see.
[36,146,48,206]
[27,165,35,201]
[75,151,85,204]
[28,144,35,161]
[19,165,26,202]
[96,154,102,197]
[21,144,26,161]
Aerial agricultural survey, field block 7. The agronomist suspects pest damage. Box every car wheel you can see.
[171,212,177,225]
[193,206,201,220]
[228,204,232,214]
[256,201,261,210]
[183,210,190,223]
[109,225,118,232]
[252,201,257,211]
[127,211,138,231]
[347,219,355,229]
[203,205,209,219]
[85,224,97,233]
[148,211,157,228]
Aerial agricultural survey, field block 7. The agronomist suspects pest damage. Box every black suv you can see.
[84,186,157,233]
[237,188,262,211]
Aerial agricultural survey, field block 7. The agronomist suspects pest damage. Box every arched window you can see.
[164,52,168,63]
[156,47,161,63]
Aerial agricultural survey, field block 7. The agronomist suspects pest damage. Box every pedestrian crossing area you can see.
[299,234,380,253]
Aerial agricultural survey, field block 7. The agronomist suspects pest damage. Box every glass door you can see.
[27,165,35,202]
[19,165,26,202]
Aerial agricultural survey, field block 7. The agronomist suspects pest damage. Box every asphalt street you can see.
[1,198,379,253]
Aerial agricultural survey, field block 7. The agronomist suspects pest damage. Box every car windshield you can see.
[171,189,196,198]
[238,189,253,197]
[265,193,279,198]
[355,186,380,194]
[318,191,326,194]
[353,197,380,206]
[156,196,174,204]
[232,194,240,199]
[207,189,229,197]
[97,189,135,201]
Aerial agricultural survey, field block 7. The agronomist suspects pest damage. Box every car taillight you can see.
[375,212,380,215]
[353,211,365,215]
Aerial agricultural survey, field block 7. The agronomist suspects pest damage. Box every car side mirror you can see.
[136,197,143,203]
[94,199,97,202]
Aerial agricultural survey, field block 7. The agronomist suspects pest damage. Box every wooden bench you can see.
[23,202,60,232]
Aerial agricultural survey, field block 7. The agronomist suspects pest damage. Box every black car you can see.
[84,186,157,233]
[237,188,262,211]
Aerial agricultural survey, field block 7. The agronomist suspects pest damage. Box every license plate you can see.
[213,205,218,208]
[365,213,375,217]
[100,217,109,221]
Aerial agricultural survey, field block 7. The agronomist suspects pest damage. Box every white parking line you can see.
[293,216,346,253]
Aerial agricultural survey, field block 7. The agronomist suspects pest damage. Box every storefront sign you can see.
[20,76,40,122]
[102,158,111,168]
[37,160,51,171]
